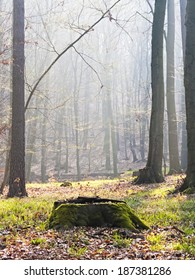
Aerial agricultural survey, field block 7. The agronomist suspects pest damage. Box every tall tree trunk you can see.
[180,0,187,170]
[135,0,166,184]
[26,113,37,182]
[139,113,147,162]
[26,36,41,182]
[8,0,27,197]
[64,115,69,174]
[25,94,39,182]
[0,0,10,194]
[103,93,111,171]
[41,99,47,183]
[130,131,138,163]
[166,0,181,174]
[103,88,118,175]
[110,94,118,177]
[74,97,81,181]
[82,78,90,150]
[55,108,63,178]
[121,78,129,160]
[179,0,195,193]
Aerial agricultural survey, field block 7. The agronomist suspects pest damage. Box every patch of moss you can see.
[49,202,149,231]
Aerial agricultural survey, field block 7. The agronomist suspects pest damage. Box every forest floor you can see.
[0,174,195,260]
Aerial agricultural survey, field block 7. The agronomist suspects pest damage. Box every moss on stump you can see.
[49,197,149,232]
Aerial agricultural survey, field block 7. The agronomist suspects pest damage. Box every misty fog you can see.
[0,0,185,182]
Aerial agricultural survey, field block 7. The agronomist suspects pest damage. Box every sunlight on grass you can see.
[27,178,119,189]
[0,198,53,230]
[126,185,195,230]
[113,232,132,248]
[0,176,195,258]
[147,232,166,251]
[126,184,195,256]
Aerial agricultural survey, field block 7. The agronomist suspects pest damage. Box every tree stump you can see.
[49,197,149,232]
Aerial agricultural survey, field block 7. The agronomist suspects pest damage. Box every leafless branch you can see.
[25,0,122,111]
[136,11,152,24]
[36,0,59,55]
[72,46,103,87]
[114,19,133,41]
[146,0,154,14]
[78,0,85,26]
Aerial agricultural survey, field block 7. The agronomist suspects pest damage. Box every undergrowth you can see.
[0,198,53,231]
[126,182,195,255]
[0,175,195,258]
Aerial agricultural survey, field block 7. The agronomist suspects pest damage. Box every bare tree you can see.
[178,0,195,193]
[166,0,181,174]
[8,0,27,197]
[179,0,187,170]
[135,0,167,184]
[25,0,122,111]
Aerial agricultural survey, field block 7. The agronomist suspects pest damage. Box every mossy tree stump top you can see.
[49,197,149,232]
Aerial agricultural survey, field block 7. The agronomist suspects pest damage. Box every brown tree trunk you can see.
[179,0,195,193]
[135,0,166,184]
[166,0,181,174]
[8,0,27,197]
[41,99,47,183]
[180,0,187,171]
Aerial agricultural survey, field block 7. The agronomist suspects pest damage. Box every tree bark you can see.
[135,0,166,184]
[179,0,195,193]
[166,0,181,174]
[179,0,187,171]
[8,0,27,197]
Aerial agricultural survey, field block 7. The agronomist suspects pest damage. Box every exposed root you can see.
[134,167,164,184]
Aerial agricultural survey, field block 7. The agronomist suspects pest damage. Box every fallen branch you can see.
[172,226,185,235]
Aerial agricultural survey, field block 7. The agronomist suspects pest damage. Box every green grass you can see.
[0,179,120,231]
[128,190,195,230]
[68,246,87,258]
[146,232,166,251]
[0,177,195,257]
[113,231,132,248]
[126,184,195,255]
[31,237,47,246]
[0,198,53,231]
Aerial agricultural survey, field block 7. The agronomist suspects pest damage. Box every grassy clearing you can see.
[0,178,120,231]
[125,182,195,255]
[127,185,195,230]
[0,175,195,258]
